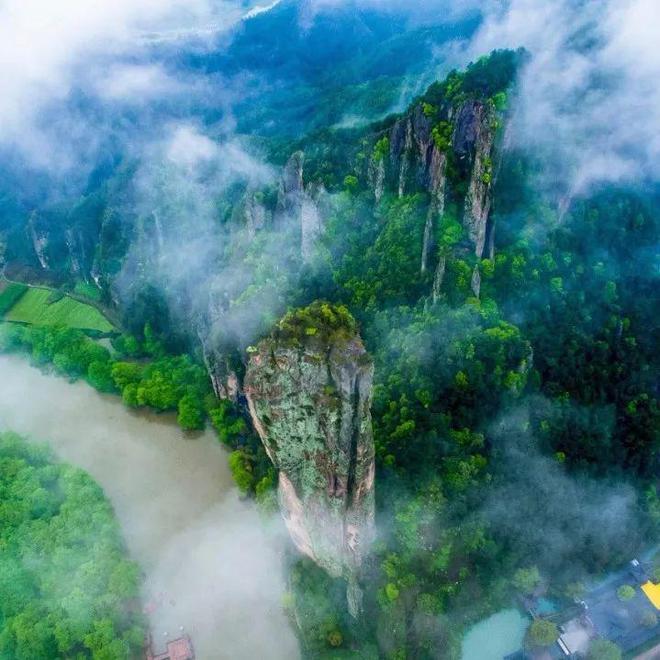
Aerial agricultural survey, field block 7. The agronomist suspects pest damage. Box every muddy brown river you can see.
[0,354,300,660]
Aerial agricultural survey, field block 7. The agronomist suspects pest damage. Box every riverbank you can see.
[0,354,299,659]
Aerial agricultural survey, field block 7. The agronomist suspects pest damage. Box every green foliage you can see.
[422,102,438,118]
[177,392,205,431]
[587,639,622,660]
[112,334,142,358]
[564,581,586,600]
[333,194,429,308]
[432,121,453,152]
[385,583,400,602]
[437,212,464,251]
[373,137,390,162]
[616,584,635,601]
[0,281,27,315]
[421,49,523,108]
[228,450,256,495]
[0,432,144,659]
[5,287,114,332]
[209,400,248,446]
[343,175,359,193]
[491,91,508,111]
[512,566,541,595]
[525,619,558,648]
[287,560,358,656]
[0,323,111,380]
[73,280,103,301]
[87,359,117,393]
[274,301,358,347]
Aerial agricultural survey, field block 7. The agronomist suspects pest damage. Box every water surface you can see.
[0,354,299,660]
[461,609,529,660]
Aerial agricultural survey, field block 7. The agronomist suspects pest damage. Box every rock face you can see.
[244,305,376,616]
[301,181,326,262]
[242,191,269,239]
[277,151,326,262]
[276,151,305,220]
[27,211,50,270]
[453,100,496,260]
[367,105,451,276]
[389,105,448,203]
[365,98,499,299]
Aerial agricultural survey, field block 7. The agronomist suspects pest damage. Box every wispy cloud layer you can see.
[470,0,660,192]
[0,0,246,170]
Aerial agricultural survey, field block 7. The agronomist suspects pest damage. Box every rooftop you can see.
[146,635,194,660]
[642,582,660,610]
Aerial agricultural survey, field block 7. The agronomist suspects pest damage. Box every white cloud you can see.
[244,0,282,20]
[469,0,660,192]
[166,124,221,169]
[96,64,186,102]
[0,0,245,167]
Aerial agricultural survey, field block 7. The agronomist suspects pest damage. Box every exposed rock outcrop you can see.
[432,255,446,304]
[277,151,326,262]
[364,98,501,300]
[301,182,326,263]
[367,152,385,204]
[242,191,269,239]
[453,100,496,259]
[244,303,376,617]
[368,105,450,274]
[276,151,305,220]
[198,329,241,403]
[387,107,449,206]
[27,211,49,270]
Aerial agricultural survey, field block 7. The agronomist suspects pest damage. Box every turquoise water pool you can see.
[461,609,529,660]
[535,597,559,615]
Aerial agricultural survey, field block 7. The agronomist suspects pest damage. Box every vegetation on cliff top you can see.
[270,301,360,348]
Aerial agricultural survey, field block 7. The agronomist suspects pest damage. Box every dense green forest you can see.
[0,34,657,660]
[0,432,144,659]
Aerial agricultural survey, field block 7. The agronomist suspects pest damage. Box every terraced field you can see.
[4,286,114,332]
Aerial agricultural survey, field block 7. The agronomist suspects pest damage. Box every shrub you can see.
[526,620,559,648]
[229,450,256,495]
[513,566,541,595]
[587,639,622,660]
[617,584,635,602]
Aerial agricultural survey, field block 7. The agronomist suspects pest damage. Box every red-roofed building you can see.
[146,634,194,660]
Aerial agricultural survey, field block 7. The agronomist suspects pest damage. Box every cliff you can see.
[276,151,327,263]
[356,52,520,300]
[363,97,499,299]
[244,302,376,616]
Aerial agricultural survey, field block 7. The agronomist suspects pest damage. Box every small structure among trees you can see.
[146,634,194,660]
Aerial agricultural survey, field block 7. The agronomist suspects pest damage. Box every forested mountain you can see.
[0,2,658,659]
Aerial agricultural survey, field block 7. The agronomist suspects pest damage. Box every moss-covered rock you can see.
[245,302,375,616]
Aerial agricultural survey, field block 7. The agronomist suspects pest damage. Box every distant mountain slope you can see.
[172,0,481,136]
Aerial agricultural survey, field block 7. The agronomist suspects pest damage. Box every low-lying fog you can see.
[0,354,300,660]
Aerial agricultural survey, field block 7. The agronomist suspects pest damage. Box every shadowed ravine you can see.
[0,354,300,660]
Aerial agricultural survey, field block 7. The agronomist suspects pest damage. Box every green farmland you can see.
[3,286,115,333]
[0,281,28,315]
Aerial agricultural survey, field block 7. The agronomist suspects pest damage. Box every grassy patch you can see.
[0,282,28,315]
[5,287,114,332]
[73,280,103,301]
